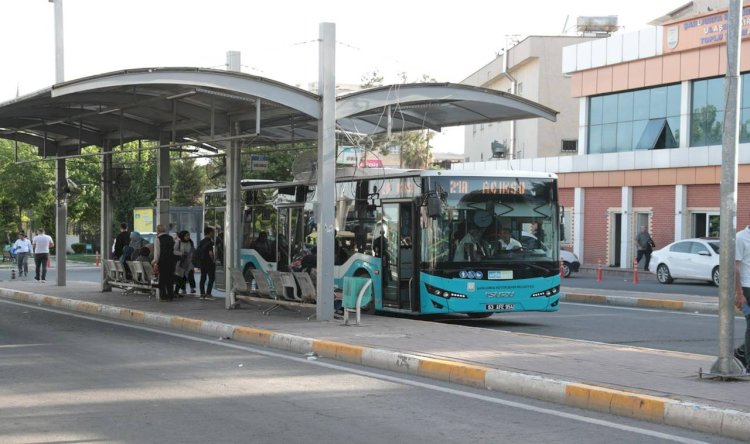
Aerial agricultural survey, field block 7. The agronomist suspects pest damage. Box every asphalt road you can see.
[0,300,736,444]
[433,302,746,356]
[563,273,719,297]
[7,267,741,357]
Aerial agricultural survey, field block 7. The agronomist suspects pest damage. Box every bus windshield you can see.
[422,176,558,269]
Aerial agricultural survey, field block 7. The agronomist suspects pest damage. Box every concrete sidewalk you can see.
[0,279,747,439]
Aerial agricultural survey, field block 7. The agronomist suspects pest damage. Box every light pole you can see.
[50,0,67,286]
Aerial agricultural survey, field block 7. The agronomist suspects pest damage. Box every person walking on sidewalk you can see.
[13,231,32,278]
[32,228,54,283]
[734,224,750,372]
[635,225,655,271]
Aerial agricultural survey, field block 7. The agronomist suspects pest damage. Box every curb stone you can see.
[562,292,719,314]
[1,288,747,440]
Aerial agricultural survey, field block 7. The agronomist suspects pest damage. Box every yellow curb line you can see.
[233,326,272,346]
[313,339,364,364]
[636,298,684,310]
[566,383,665,422]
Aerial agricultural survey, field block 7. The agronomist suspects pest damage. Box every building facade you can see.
[459,4,750,268]
[462,35,596,162]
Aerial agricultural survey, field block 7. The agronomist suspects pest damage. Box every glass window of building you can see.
[588,84,680,153]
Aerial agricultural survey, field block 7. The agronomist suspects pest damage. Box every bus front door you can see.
[382,203,415,311]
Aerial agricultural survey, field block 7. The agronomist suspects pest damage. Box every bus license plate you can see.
[486,303,514,310]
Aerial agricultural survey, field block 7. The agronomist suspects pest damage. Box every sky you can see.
[1,0,688,153]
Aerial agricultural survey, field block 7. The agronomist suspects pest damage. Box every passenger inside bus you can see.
[498,227,522,251]
[454,227,488,261]
[250,231,273,262]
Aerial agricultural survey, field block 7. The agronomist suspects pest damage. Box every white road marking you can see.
[0,298,711,444]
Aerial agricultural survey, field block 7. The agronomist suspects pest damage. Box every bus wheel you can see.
[467,312,493,319]
[354,269,376,314]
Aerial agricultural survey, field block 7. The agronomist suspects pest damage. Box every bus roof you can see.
[230,167,558,192]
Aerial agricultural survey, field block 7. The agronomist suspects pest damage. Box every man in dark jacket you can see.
[152,224,176,301]
[113,223,130,260]
[196,226,216,300]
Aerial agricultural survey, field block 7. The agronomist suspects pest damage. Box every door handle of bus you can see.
[409,277,413,299]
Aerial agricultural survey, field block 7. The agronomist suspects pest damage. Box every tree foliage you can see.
[0,140,55,242]
[171,157,207,207]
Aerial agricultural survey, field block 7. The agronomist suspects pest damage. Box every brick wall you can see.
[633,185,675,247]
[559,188,574,208]
[687,184,719,207]
[739,184,750,229]
[584,187,620,264]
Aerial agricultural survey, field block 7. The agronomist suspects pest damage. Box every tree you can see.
[172,157,207,206]
[66,147,104,240]
[0,140,55,241]
[110,143,158,230]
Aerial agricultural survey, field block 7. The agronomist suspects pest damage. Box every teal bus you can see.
[204,168,561,317]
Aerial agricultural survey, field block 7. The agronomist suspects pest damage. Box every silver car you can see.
[649,238,720,286]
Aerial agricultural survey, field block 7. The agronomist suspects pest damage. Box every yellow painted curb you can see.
[233,326,272,346]
[566,384,666,422]
[180,317,203,333]
[312,340,364,364]
[77,301,100,314]
[419,358,487,388]
[43,295,61,306]
[564,294,607,304]
[637,299,684,310]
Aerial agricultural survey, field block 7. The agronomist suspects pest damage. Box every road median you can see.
[562,290,719,314]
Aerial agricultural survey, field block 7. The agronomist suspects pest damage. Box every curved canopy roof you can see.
[0,67,557,158]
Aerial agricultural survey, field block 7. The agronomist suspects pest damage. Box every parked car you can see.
[648,237,720,286]
[520,232,580,278]
[560,249,580,278]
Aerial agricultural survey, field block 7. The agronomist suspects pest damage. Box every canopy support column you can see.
[316,22,336,321]
[55,158,67,286]
[225,123,242,309]
[101,140,113,291]
[157,135,171,229]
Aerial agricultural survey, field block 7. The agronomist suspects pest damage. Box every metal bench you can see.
[232,268,317,316]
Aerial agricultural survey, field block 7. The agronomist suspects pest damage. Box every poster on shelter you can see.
[133,208,154,233]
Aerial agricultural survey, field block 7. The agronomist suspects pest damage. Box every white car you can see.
[560,249,580,278]
[649,238,720,286]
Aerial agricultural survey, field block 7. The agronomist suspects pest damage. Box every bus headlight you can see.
[425,284,467,299]
[531,285,560,298]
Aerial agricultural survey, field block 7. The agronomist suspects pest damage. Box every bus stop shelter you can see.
[0,25,556,319]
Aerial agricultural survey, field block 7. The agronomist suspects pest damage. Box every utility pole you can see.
[50,0,67,287]
[710,0,744,377]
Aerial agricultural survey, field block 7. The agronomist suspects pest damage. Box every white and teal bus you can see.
[204,168,561,317]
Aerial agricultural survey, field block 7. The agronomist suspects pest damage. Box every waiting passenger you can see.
[135,246,152,262]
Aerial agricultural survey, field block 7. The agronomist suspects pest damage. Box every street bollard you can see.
[597,259,603,282]
[11,269,16,280]
[95,251,100,267]
[633,258,639,284]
